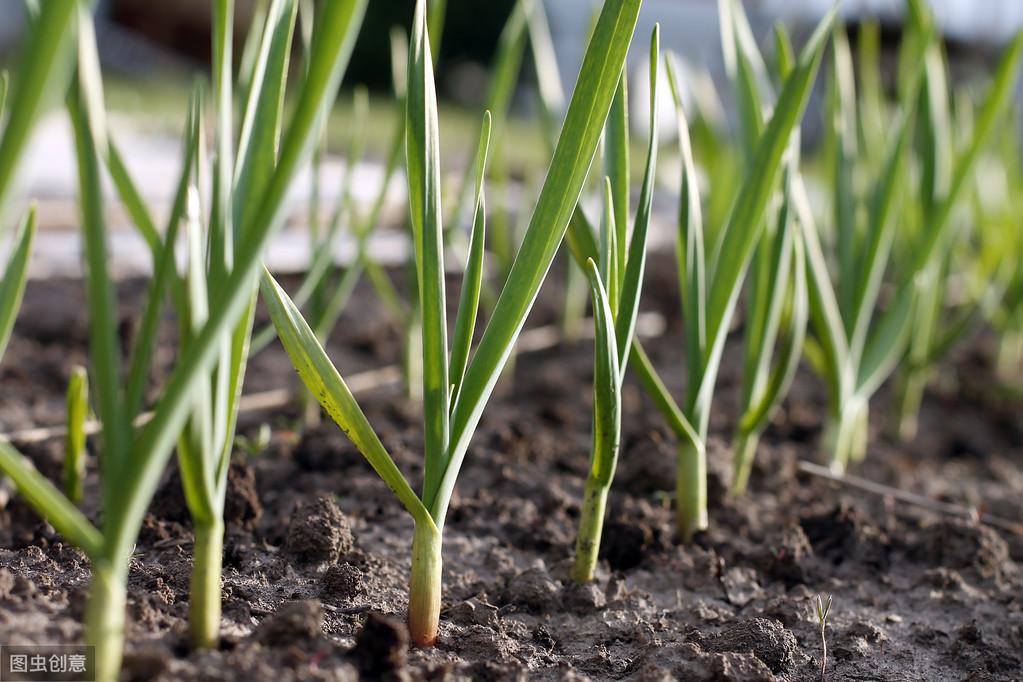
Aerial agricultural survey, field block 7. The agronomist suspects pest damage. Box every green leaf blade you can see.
[584,258,622,486]
[260,269,432,527]
[449,111,492,406]
[0,207,36,360]
[614,25,660,369]
[407,0,451,508]
[0,441,103,560]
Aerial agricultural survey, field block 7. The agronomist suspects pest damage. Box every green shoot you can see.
[262,0,642,645]
[732,165,807,494]
[0,1,78,221]
[715,7,808,495]
[798,14,1023,471]
[63,366,89,504]
[0,2,368,678]
[890,18,1022,440]
[537,0,829,538]
[572,26,659,583]
[659,3,832,538]
[0,208,36,360]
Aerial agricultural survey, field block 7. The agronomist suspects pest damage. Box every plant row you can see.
[0,1,1020,679]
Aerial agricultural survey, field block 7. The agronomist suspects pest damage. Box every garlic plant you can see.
[262,0,643,644]
[572,26,660,583]
[0,2,368,678]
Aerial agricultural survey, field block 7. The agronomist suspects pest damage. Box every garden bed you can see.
[1,254,1021,681]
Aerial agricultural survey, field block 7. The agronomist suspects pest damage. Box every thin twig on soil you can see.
[798,460,1023,535]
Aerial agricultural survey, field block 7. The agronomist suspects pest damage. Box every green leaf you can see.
[665,52,706,408]
[209,0,235,282]
[449,111,492,407]
[846,104,916,365]
[0,0,77,219]
[855,284,914,398]
[720,0,771,158]
[793,174,849,405]
[68,76,130,489]
[920,31,1023,274]
[739,177,808,434]
[260,269,434,528]
[773,23,794,81]
[237,0,271,107]
[741,167,796,410]
[441,0,643,523]
[630,342,700,444]
[106,141,162,265]
[0,207,36,360]
[176,185,218,524]
[917,42,952,218]
[124,93,202,420]
[857,20,885,156]
[830,24,859,326]
[598,178,619,309]
[63,365,89,504]
[615,25,660,369]
[407,0,450,509]
[233,0,298,233]
[584,258,621,486]
[605,70,629,278]
[427,0,448,63]
[0,441,104,560]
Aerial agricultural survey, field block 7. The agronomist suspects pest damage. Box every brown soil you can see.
[1,254,1021,681]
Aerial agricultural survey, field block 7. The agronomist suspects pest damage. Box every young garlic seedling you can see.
[657,9,830,539]
[572,26,660,584]
[716,10,808,495]
[889,3,1023,440]
[798,11,1023,472]
[262,0,642,645]
[0,2,368,678]
[551,0,831,540]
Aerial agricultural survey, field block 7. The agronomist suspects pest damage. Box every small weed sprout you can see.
[815,593,833,682]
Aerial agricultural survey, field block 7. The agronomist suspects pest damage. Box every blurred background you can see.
[0,0,1020,276]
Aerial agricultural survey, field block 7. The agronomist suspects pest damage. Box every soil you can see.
[1,254,1021,681]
